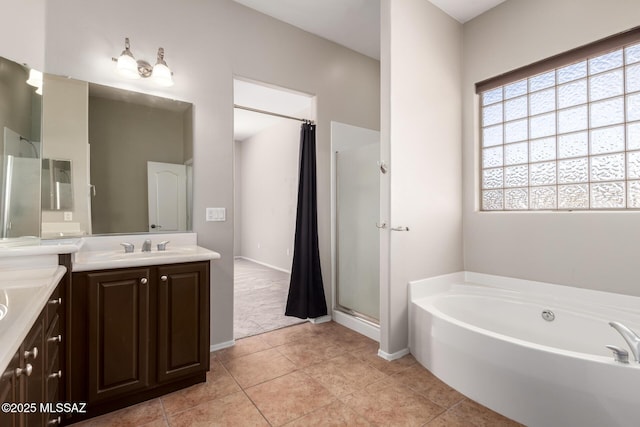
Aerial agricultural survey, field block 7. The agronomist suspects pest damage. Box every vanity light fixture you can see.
[113,38,174,87]
[26,68,43,95]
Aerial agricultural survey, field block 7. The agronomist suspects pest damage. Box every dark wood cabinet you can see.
[69,261,210,422]
[87,268,151,403]
[157,263,209,384]
[0,276,65,427]
[0,351,20,427]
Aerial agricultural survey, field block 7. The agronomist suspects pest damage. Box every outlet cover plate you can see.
[206,207,226,222]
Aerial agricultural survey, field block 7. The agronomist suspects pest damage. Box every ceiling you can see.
[233,0,506,60]
[232,0,506,140]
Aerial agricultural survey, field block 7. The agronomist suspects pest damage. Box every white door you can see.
[147,161,187,232]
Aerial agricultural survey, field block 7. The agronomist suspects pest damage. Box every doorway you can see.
[233,78,314,339]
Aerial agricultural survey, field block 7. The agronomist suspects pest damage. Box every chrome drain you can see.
[541,310,555,322]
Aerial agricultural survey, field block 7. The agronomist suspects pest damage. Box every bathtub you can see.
[408,272,640,427]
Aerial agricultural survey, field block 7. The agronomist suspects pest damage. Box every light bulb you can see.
[26,69,43,88]
[115,38,140,79]
[116,52,140,79]
[151,62,174,87]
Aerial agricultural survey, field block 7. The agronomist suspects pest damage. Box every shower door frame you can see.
[330,121,381,335]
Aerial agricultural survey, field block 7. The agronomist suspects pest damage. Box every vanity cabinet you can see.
[0,280,65,427]
[69,261,210,421]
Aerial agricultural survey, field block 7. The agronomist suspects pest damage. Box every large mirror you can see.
[41,76,193,237]
[0,55,42,243]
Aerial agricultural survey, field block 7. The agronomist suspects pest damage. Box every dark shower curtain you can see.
[285,122,328,319]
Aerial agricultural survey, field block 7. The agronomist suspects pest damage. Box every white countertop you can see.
[71,233,221,271]
[72,246,221,271]
[0,265,66,374]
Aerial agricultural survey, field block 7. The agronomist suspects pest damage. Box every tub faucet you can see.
[142,239,152,252]
[609,321,640,363]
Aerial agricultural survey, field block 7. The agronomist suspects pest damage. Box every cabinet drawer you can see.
[46,285,63,325]
[45,314,61,372]
[45,315,63,403]
[46,350,61,404]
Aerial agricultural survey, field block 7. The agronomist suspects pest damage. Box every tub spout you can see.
[609,321,640,362]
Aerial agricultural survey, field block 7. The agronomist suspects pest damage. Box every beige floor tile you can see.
[303,353,386,397]
[161,360,242,415]
[139,419,169,427]
[223,347,296,388]
[245,370,335,426]
[426,399,523,427]
[351,348,417,375]
[391,364,465,408]
[319,326,377,352]
[284,399,372,426]
[276,337,345,368]
[166,391,269,427]
[214,334,272,362]
[341,380,445,426]
[74,399,165,427]
[260,322,315,346]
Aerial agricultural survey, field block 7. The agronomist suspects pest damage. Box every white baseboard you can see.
[377,347,410,361]
[210,339,235,353]
[308,314,332,324]
[332,310,380,342]
[236,256,291,274]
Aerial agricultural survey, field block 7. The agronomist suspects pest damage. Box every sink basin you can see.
[0,266,62,325]
[73,245,220,271]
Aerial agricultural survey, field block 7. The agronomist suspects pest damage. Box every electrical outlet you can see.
[64,211,73,221]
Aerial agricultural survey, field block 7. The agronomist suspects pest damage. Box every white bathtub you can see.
[409,272,640,427]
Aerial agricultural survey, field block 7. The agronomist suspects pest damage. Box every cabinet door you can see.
[0,351,20,427]
[23,315,45,427]
[87,268,151,403]
[157,262,209,383]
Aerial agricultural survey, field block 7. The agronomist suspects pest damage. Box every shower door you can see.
[335,135,380,323]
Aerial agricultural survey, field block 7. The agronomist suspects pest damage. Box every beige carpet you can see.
[234,258,305,339]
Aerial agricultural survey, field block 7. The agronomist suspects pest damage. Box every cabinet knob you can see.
[24,346,38,360]
[48,416,62,425]
[48,334,63,344]
[15,363,33,377]
[49,297,62,305]
[140,278,148,285]
[48,370,63,379]
[161,275,168,282]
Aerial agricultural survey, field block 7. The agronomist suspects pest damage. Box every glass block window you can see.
[479,39,640,211]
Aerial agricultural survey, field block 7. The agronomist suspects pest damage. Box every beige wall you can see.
[0,57,35,153]
[237,118,299,272]
[463,0,640,296]
[41,76,91,234]
[0,0,45,70]
[381,0,463,354]
[89,96,186,234]
[43,0,380,346]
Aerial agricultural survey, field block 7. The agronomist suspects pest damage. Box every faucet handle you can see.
[605,344,629,364]
[120,242,134,253]
[157,240,170,251]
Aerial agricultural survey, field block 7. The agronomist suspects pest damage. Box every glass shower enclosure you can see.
[2,127,41,239]
[333,122,380,323]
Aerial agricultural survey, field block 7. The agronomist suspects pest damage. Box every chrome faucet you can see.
[142,239,152,252]
[609,321,640,363]
[157,240,170,251]
[120,242,134,253]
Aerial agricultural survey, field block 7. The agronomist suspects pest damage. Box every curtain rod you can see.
[234,104,314,124]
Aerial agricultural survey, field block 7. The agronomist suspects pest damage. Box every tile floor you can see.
[234,258,304,339]
[75,321,522,426]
